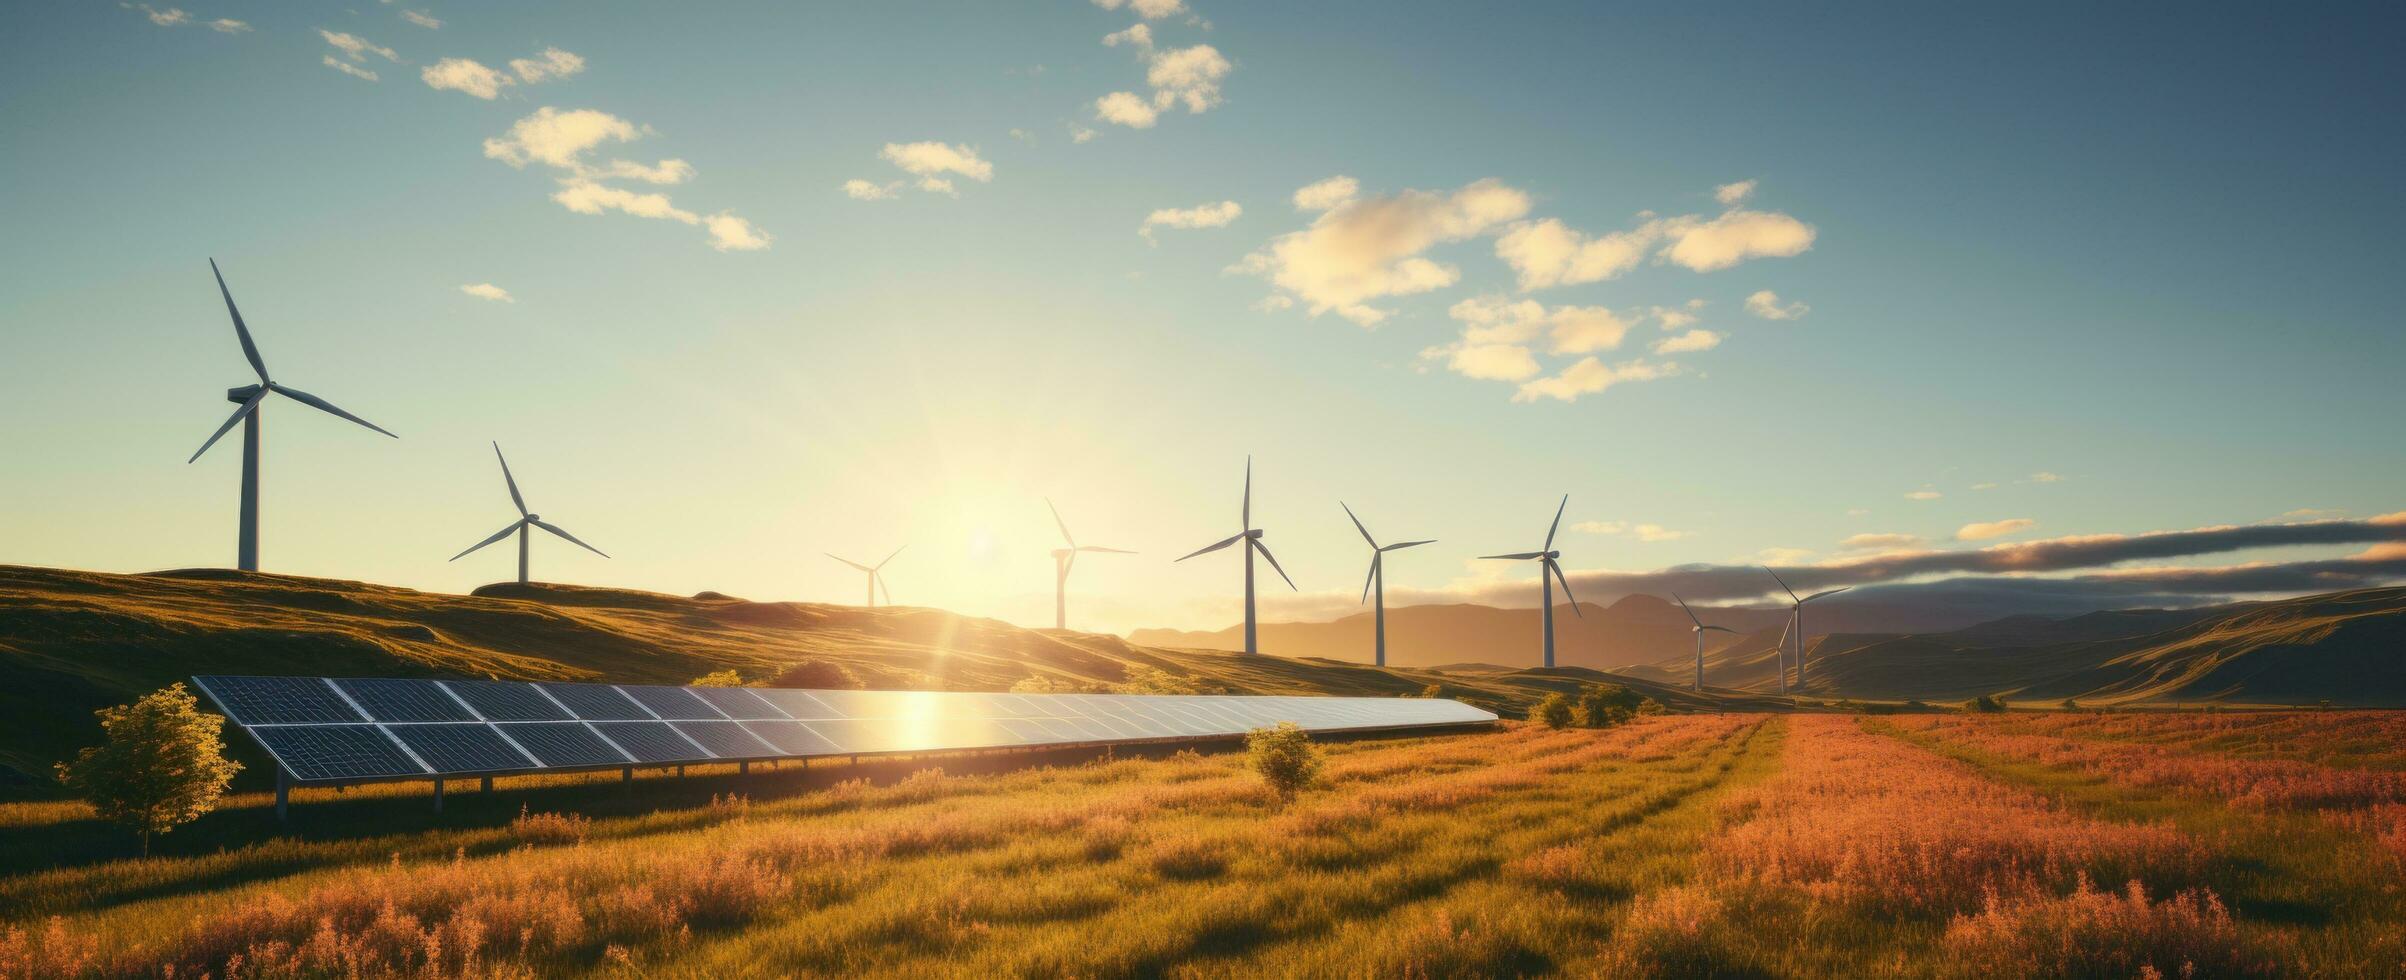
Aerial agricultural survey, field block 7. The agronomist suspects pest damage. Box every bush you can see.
[55,683,242,855]
[1574,684,1646,728]
[1420,684,1444,699]
[690,669,747,687]
[1965,695,2008,713]
[1532,693,1575,729]
[1115,665,1225,696]
[1245,722,1321,802]
[2062,698,2082,712]
[1011,674,1102,694]
[767,659,864,690]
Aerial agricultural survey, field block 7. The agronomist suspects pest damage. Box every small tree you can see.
[2061,698,2081,712]
[689,669,747,687]
[1420,684,1444,699]
[768,659,864,690]
[56,683,242,856]
[1245,722,1320,802]
[1574,684,1646,728]
[1533,693,1575,729]
[1964,694,2007,713]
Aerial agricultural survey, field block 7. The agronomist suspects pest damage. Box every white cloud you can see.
[1235,177,1530,326]
[1431,342,1542,382]
[1070,126,1098,144]
[1252,295,1295,313]
[1093,0,1187,19]
[422,58,509,99]
[1146,45,1230,113]
[592,158,693,185]
[208,18,249,34]
[1140,200,1242,241]
[1292,175,1358,212]
[1652,328,1723,354]
[1650,300,1704,330]
[1957,518,2037,542]
[141,5,190,27]
[1103,24,1152,48]
[880,142,993,183]
[1758,546,1817,564]
[1512,357,1681,403]
[1840,532,1922,551]
[319,29,400,64]
[1905,489,1943,501]
[1715,180,1757,206]
[705,213,772,252]
[459,283,513,303]
[1008,128,1034,143]
[551,180,697,223]
[322,56,380,82]
[1575,520,1685,542]
[918,177,957,195]
[1095,90,1160,128]
[1744,289,1809,320]
[844,179,900,201]
[483,107,639,169]
[400,9,441,29]
[1970,482,2000,491]
[1659,209,1816,271]
[509,47,585,84]
[2028,471,2065,484]
[1494,217,1660,291]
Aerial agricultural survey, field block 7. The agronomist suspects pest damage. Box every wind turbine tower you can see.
[1479,495,1581,669]
[448,443,611,583]
[828,548,905,607]
[1764,567,1848,692]
[1047,499,1133,630]
[1175,457,1296,655]
[1674,594,1736,692]
[1341,502,1433,667]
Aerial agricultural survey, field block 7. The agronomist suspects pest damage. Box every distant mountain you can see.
[1623,588,2406,707]
[1128,595,1788,670]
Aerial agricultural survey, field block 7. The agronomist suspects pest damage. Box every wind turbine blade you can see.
[825,553,872,573]
[269,384,396,438]
[1340,501,1377,548]
[1764,566,1800,603]
[1702,625,1737,634]
[1242,456,1252,528]
[450,520,526,561]
[1543,494,1567,550]
[1548,559,1582,618]
[1078,546,1137,554]
[1064,549,1076,579]
[532,519,609,558]
[210,259,269,384]
[1480,551,1545,561]
[877,545,906,570]
[877,573,892,607]
[1251,538,1298,591]
[1802,587,1851,603]
[1672,593,1703,627]
[1381,539,1436,552]
[187,390,265,463]
[1360,554,1377,604]
[1046,498,1075,548]
[1176,533,1245,562]
[493,442,527,515]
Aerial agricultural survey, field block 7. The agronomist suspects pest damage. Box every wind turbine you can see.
[1048,498,1133,630]
[1175,457,1295,655]
[1764,567,1848,692]
[1673,594,1736,692]
[448,443,610,583]
[187,259,397,571]
[1768,617,1792,696]
[1479,495,1581,669]
[1341,502,1433,668]
[827,548,905,607]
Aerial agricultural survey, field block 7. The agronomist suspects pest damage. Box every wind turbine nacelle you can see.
[1544,550,1560,560]
[1051,548,1074,559]
[525,514,540,522]
[226,384,265,403]
[1245,529,1264,539]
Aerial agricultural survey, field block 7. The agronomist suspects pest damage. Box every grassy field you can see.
[4,711,2404,977]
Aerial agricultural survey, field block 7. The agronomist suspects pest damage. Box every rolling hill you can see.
[1129,594,1788,670]
[0,565,1765,794]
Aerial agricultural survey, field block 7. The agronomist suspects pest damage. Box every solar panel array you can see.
[191,675,1498,784]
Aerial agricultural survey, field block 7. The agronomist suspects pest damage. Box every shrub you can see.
[1011,674,1097,694]
[1246,722,1321,802]
[2062,698,2082,712]
[509,805,592,846]
[1420,684,1444,699]
[767,659,864,690]
[55,683,242,855]
[690,669,747,687]
[1115,665,1225,695]
[1965,694,2008,713]
[1532,694,1575,729]
[1574,684,1646,728]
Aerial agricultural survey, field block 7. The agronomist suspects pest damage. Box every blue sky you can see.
[2,1,2401,634]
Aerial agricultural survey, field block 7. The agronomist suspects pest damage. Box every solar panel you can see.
[334,678,477,723]
[589,721,715,763]
[443,680,572,722]
[390,723,539,774]
[689,687,787,720]
[194,676,365,726]
[252,725,425,782]
[618,685,721,720]
[536,682,651,721]
[195,675,1498,786]
[501,722,632,767]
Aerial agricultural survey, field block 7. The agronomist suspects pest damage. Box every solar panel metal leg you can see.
[739,761,749,774]
[274,768,289,823]
[676,765,685,778]
[480,776,493,793]
[433,778,444,813]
